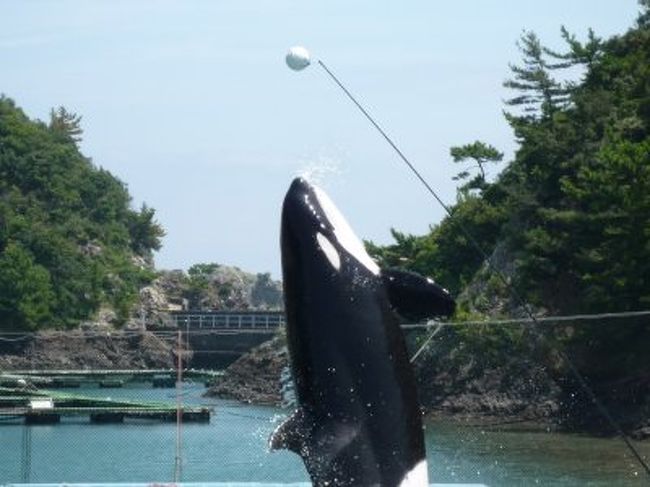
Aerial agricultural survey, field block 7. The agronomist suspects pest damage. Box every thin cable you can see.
[401,309,650,329]
[0,309,647,338]
[0,329,279,337]
[316,59,650,476]
[410,322,444,363]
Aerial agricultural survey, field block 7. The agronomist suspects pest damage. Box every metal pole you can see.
[174,329,183,482]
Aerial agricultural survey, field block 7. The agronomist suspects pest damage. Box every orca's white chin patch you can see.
[399,460,428,487]
[312,185,380,275]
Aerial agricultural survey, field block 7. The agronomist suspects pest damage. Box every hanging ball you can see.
[286,46,311,71]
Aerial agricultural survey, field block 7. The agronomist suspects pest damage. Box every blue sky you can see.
[1,1,640,277]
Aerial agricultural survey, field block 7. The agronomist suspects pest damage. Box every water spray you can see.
[285,46,650,477]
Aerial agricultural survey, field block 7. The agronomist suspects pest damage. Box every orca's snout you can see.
[284,178,311,215]
[281,177,324,256]
[285,177,315,207]
[288,176,311,194]
[282,177,324,232]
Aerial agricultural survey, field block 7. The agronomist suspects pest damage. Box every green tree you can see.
[0,96,164,329]
[450,141,503,192]
[0,243,54,330]
[368,191,505,296]
[49,106,83,144]
[544,27,603,70]
[128,204,165,256]
[186,263,220,309]
[504,31,571,118]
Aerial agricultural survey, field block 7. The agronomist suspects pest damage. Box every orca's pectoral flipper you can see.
[382,268,456,321]
[270,408,362,474]
[270,408,310,454]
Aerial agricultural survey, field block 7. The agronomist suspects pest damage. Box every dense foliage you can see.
[370,4,650,316]
[0,98,164,330]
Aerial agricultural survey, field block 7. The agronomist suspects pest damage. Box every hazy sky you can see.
[1,1,640,277]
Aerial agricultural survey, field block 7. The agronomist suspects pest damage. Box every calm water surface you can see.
[0,384,647,486]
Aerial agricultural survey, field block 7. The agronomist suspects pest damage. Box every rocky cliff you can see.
[205,337,288,405]
[0,262,282,371]
[0,330,175,370]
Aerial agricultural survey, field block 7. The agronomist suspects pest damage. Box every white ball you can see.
[286,46,311,71]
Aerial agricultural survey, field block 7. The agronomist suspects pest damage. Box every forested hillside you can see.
[368,1,650,426]
[370,4,650,319]
[0,98,164,330]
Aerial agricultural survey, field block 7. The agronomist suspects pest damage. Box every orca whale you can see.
[271,177,455,487]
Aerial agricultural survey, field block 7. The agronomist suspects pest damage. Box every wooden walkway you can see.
[0,406,210,423]
[0,387,211,424]
[0,369,223,389]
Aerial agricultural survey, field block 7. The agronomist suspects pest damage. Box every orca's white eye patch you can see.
[312,186,380,275]
[317,232,341,271]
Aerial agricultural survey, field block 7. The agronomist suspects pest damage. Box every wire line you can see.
[401,309,650,329]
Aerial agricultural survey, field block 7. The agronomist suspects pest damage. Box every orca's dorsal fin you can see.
[381,268,456,321]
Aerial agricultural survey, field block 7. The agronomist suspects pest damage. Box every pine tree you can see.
[49,106,83,144]
[544,27,603,70]
[503,31,571,119]
[450,141,503,192]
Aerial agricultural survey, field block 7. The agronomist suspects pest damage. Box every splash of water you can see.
[295,153,345,187]
[279,365,296,408]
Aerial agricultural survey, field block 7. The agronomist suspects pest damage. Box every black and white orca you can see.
[271,177,455,487]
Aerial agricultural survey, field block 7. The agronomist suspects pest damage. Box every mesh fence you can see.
[0,317,649,486]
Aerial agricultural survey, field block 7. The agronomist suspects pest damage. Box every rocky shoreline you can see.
[0,330,177,370]
[207,335,650,440]
[206,336,560,417]
[204,337,288,405]
[2,327,647,440]
[0,263,283,373]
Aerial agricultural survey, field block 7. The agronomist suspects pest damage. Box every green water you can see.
[0,384,647,486]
